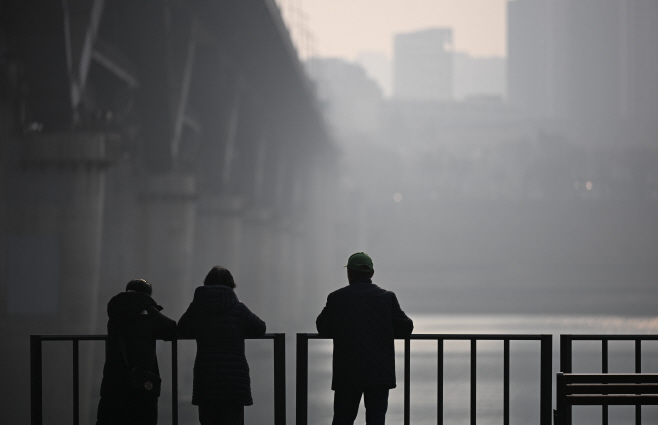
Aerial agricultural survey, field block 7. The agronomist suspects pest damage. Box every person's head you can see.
[345,252,374,282]
[204,266,236,288]
[126,279,152,296]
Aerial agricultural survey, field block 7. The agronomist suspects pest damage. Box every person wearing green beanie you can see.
[316,252,414,425]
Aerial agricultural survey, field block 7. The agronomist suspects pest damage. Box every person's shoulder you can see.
[192,285,213,298]
[379,285,396,295]
[232,300,249,312]
[193,285,237,301]
[330,282,390,298]
[371,284,399,298]
[327,285,352,297]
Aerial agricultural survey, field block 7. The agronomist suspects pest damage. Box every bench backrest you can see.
[555,373,658,425]
[557,373,658,406]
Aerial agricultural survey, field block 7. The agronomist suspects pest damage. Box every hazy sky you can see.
[279,0,508,60]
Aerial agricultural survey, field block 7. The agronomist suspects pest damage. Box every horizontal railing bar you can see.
[566,384,658,394]
[561,335,658,341]
[36,335,108,341]
[564,374,658,381]
[566,395,658,405]
[412,334,549,340]
[34,332,658,342]
[34,334,280,341]
[302,333,549,341]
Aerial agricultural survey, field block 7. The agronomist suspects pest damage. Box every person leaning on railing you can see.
[316,252,414,425]
[96,279,177,425]
[178,266,266,425]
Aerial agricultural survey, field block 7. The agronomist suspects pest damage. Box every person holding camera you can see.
[97,279,177,425]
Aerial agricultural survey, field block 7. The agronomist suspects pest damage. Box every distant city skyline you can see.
[276,0,507,60]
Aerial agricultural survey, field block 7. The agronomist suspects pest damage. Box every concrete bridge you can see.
[1,1,339,422]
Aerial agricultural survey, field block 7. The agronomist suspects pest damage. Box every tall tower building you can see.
[507,0,561,119]
[507,0,658,148]
[393,28,453,101]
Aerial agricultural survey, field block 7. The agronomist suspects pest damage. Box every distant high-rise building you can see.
[507,0,557,119]
[393,28,453,101]
[508,0,658,148]
[453,52,506,101]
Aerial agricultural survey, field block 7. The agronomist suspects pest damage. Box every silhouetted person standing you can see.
[316,252,414,425]
[178,266,266,425]
[97,279,177,425]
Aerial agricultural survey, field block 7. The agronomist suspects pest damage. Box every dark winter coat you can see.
[177,285,266,406]
[97,291,177,425]
[316,277,414,390]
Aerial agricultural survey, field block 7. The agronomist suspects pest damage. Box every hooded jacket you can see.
[178,285,266,406]
[316,277,414,390]
[97,291,177,424]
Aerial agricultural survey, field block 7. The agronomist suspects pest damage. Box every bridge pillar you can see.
[271,218,304,329]
[139,173,197,319]
[236,208,274,319]
[4,131,119,423]
[12,132,120,331]
[193,195,244,281]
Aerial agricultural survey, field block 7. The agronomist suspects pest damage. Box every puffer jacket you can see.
[97,291,177,424]
[316,277,414,390]
[177,285,266,406]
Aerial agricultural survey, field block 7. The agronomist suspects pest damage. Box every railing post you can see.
[555,372,565,425]
[602,339,608,425]
[171,338,178,425]
[296,333,309,425]
[560,335,572,425]
[30,335,43,425]
[540,335,552,425]
[636,339,642,425]
[437,339,444,425]
[470,339,476,425]
[635,339,642,373]
[503,339,510,425]
[560,335,572,373]
[404,337,411,425]
[73,339,79,425]
[273,333,286,425]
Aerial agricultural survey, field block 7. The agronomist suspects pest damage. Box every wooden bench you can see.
[555,372,658,425]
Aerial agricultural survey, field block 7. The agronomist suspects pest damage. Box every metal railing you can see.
[296,333,553,425]
[559,334,658,425]
[30,334,286,425]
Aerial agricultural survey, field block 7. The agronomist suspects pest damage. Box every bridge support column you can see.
[139,173,197,319]
[5,131,119,423]
[238,208,275,319]
[271,219,302,329]
[193,195,243,282]
[13,132,119,331]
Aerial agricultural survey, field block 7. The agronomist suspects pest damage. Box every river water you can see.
[242,314,658,425]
